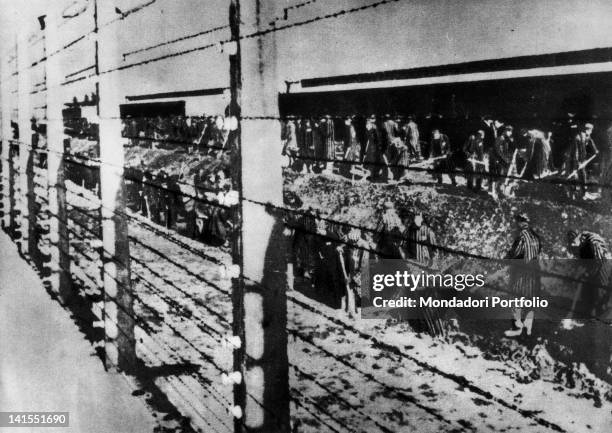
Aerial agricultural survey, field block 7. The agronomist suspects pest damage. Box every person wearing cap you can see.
[404,115,421,160]
[552,112,578,171]
[489,125,514,197]
[391,136,411,182]
[363,115,382,180]
[564,123,599,199]
[565,230,611,321]
[374,201,405,259]
[319,115,336,174]
[381,114,399,152]
[295,117,307,172]
[312,117,324,172]
[504,212,542,337]
[312,219,346,308]
[155,170,179,229]
[299,118,316,174]
[403,213,437,262]
[463,130,486,191]
[429,129,456,185]
[281,117,299,169]
[522,129,552,179]
[341,116,362,177]
[481,115,498,152]
[381,114,399,178]
[599,124,612,205]
[132,160,148,217]
[341,227,371,318]
[342,116,355,154]
[403,213,444,336]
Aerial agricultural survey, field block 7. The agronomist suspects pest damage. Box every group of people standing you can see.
[125,163,234,248]
[287,195,611,337]
[287,198,440,327]
[281,113,610,201]
[504,212,611,337]
[123,114,238,155]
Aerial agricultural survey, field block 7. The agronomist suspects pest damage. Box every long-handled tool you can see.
[497,149,519,198]
[567,154,597,179]
[411,154,447,169]
[467,157,489,172]
[504,149,519,186]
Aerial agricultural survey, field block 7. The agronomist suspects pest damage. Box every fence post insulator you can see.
[222,371,243,385]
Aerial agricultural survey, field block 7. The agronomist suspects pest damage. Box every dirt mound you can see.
[125,147,231,183]
[284,171,612,259]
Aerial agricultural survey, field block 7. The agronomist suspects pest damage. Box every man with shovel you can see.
[565,123,599,199]
[489,125,514,199]
[463,130,487,192]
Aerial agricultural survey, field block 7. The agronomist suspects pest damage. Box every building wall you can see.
[276,0,612,85]
[3,0,612,106]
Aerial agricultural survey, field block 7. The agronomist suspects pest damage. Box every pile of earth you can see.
[283,170,612,259]
[67,138,99,159]
[285,170,612,390]
[124,146,231,185]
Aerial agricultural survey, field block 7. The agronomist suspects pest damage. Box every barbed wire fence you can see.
[1,1,611,433]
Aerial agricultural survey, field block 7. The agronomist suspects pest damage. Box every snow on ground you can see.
[57,175,612,433]
[124,214,612,433]
[0,230,156,433]
[129,219,235,433]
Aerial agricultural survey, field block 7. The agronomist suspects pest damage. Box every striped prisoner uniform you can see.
[320,119,336,160]
[404,223,437,261]
[404,223,444,336]
[576,231,611,317]
[577,231,610,259]
[506,226,541,297]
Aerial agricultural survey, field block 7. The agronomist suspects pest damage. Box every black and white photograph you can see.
[0,1,611,432]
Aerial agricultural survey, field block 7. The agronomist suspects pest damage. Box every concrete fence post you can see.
[44,9,71,301]
[231,1,290,432]
[95,0,136,373]
[0,56,12,229]
[17,30,33,256]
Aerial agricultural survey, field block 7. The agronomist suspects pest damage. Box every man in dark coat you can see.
[301,118,316,173]
[156,170,181,229]
[463,130,486,191]
[429,129,456,185]
[404,213,444,336]
[404,213,437,262]
[381,115,399,179]
[489,125,514,197]
[567,230,611,320]
[341,117,361,178]
[374,201,405,259]
[141,171,157,220]
[363,116,384,181]
[404,115,421,160]
[522,129,551,179]
[281,118,299,169]
[481,115,498,152]
[342,228,370,318]
[320,115,336,174]
[312,219,346,308]
[564,123,598,198]
[552,112,578,171]
[599,125,612,207]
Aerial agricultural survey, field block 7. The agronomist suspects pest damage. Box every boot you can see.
[523,311,534,336]
[504,322,524,337]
